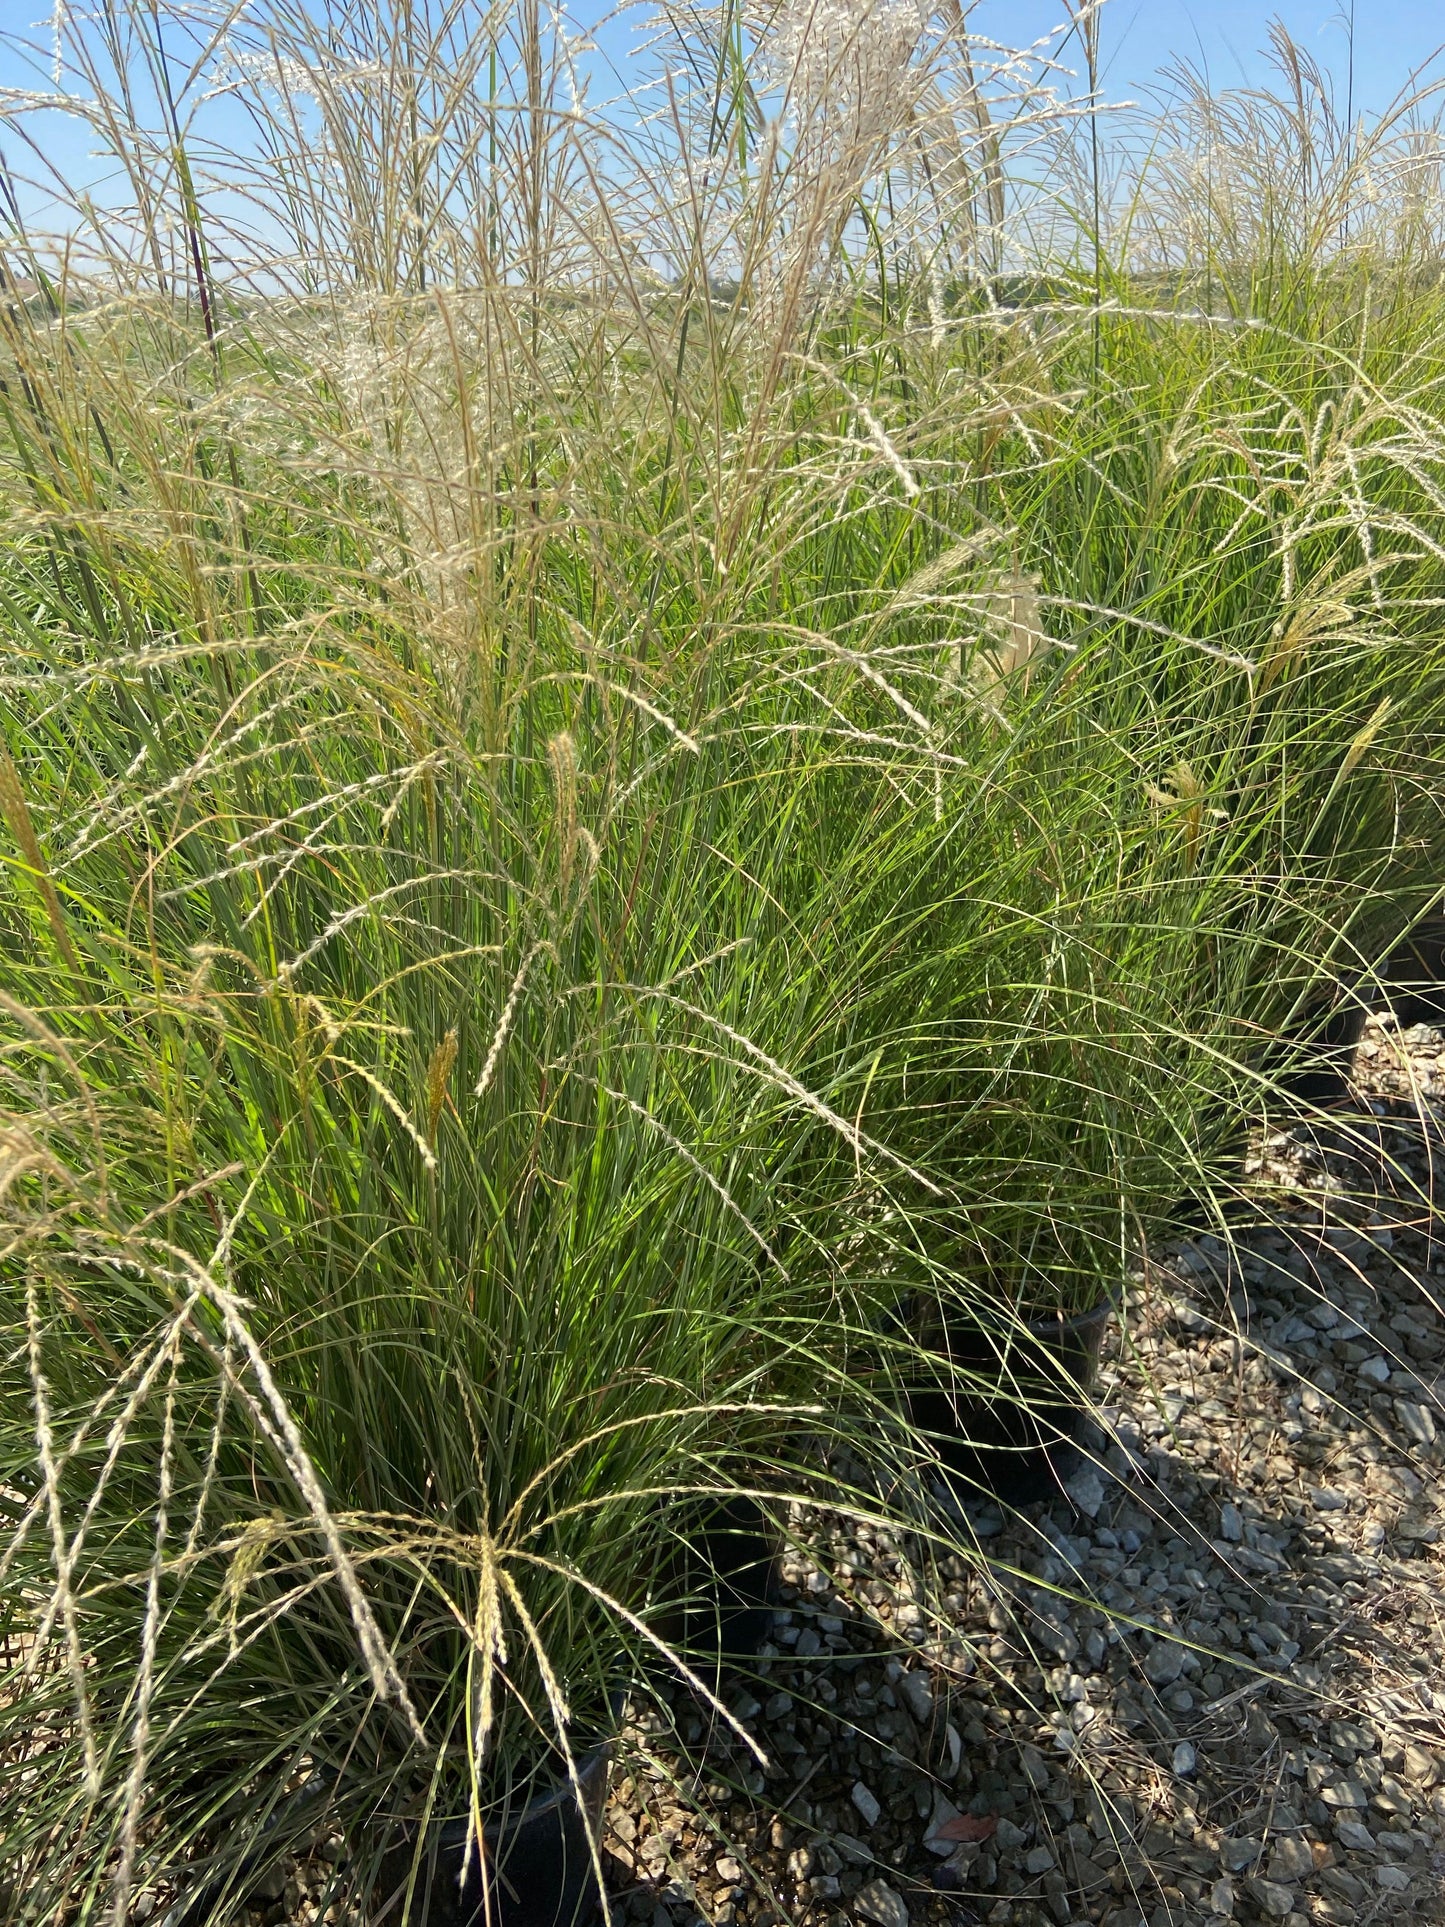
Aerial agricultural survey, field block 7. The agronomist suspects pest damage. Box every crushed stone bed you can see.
[252,1014,1445,1927]
[597,1014,1445,1927]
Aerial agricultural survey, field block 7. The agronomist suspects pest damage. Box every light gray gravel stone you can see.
[1018,1743,1050,1789]
[1065,1468,1107,1518]
[922,1792,963,1856]
[1246,1876,1297,1917]
[849,1782,881,1829]
[832,1835,872,1867]
[1265,1837,1313,1881]
[1333,1819,1376,1851]
[854,1878,909,1927]
[1370,1772,1414,1814]
[1142,1640,1186,1686]
[1322,1780,1369,1809]
[897,1670,932,1723]
[1395,1399,1438,1445]
[1308,1486,1349,1511]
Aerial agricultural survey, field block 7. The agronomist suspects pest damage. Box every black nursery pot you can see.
[655,1495,780,1679]
[1381,915,1445,1030]
[905,1299,1112,1509]
[1170,997,1370,1232]
[1240,917,1445,1122]
[680,1496,779,1664]
[371,1734,613,1927]
[1268,997,1369,1110]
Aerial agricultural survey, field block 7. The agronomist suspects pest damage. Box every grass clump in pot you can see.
[0,415,995,1910]
[765,44,1445,1474]
[0,22,950,1915]
[4,0,1445,1914]
[0,601,882,1915]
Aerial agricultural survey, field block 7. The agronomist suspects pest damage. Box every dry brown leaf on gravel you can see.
[930,1811,998,1843]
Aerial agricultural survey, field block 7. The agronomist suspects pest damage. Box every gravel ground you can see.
[597,1011,1445,1927]
[244,1013,1445,1927]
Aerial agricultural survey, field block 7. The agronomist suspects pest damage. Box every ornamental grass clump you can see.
[0,622,910,1916]
[0,297,974,1910]
[3,3,1445,1921]
[0,9,1059,1910]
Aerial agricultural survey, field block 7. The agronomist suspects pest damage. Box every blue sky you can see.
[569,0,1443,124]
[4,1,1442,108]
[0,0,1441,224]
[966,0,1443,120]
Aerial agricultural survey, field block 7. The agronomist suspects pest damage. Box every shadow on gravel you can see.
[601,1017,1445,1927]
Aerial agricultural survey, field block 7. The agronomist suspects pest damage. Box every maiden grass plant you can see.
[3,2,1445,1920]
[0,479,948,1914]
[978,301,1445,1099]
